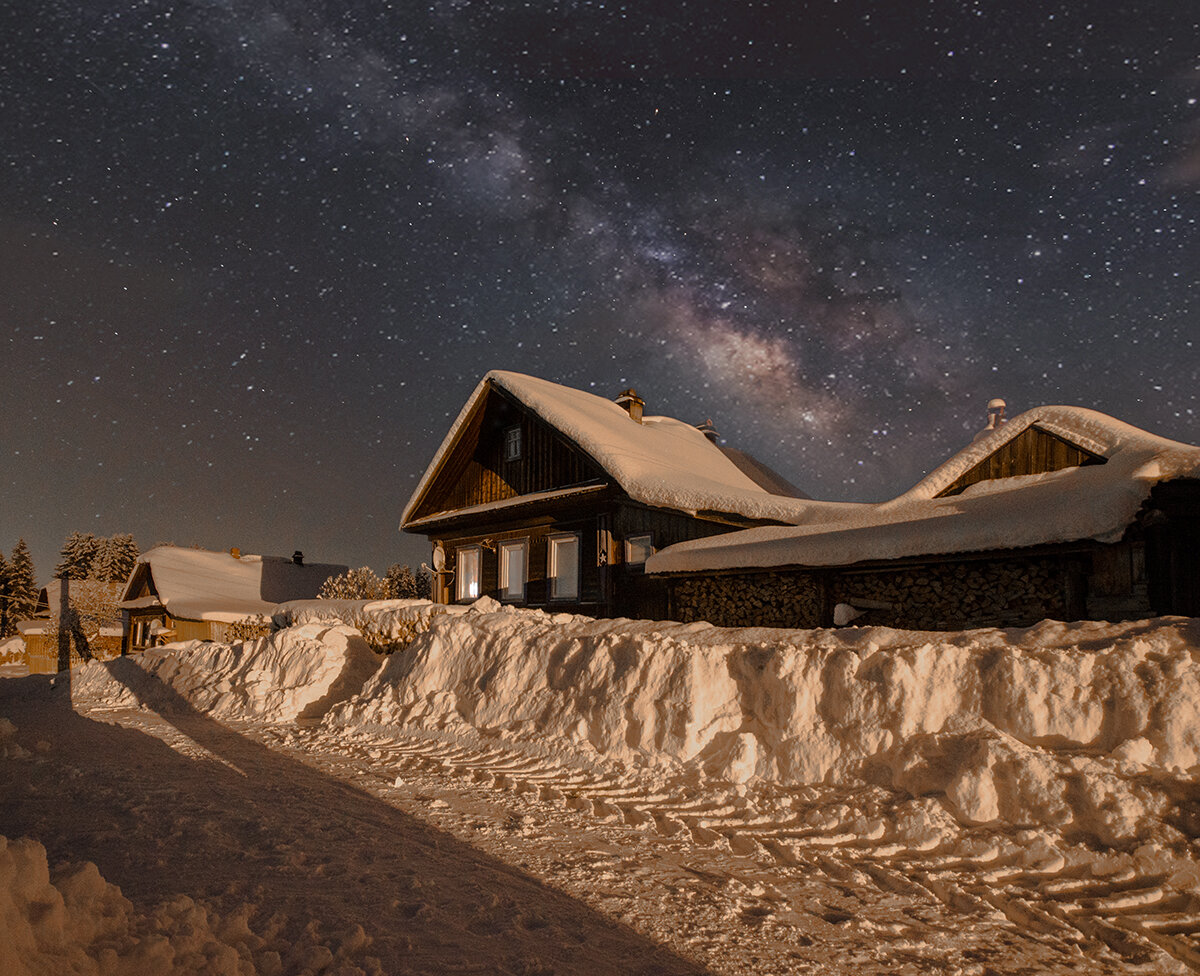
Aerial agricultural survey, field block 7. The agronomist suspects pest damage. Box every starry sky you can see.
[2,1,1197,583]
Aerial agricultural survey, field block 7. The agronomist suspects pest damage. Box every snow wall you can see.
[71,623,378,723]
[329,601,1200,843]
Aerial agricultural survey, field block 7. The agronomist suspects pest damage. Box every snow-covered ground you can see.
[4,601,1200,974]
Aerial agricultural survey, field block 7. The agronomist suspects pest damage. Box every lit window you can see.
[625,534,654,565]
[503,426,522,461]
[547,533,580,600]
[456,547,481,601]
[499,540,527,602]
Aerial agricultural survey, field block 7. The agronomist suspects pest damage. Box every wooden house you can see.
[119,546,348,652]
[400,371,812,619]
[649,404,1200,631]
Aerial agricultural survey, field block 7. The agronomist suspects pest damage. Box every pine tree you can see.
[9,540,38,623]
[55,531,101,579]
[94,533,140,583]
[0,550,11,638]
[384,564,432,600]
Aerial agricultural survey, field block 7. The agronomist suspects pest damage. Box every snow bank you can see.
[329,604,1200,842]
[0,831,364,976]
[272,598,465,636]
[0,635,25,667]
[71,623,379,723]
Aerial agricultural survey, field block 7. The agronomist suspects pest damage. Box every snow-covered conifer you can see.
[94,533,140,583]
[55,531,101,579]
[9,540,38,623]
[0,550,11,638]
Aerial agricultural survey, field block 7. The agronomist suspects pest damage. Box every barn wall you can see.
[937,425,1104,497]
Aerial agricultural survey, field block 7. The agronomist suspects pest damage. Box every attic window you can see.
[503,426,522,462]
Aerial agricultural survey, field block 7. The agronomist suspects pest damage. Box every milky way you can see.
[2,1,1197,577]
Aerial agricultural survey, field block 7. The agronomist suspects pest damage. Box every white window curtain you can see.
[548,534,580,600]
[499,540,527,601]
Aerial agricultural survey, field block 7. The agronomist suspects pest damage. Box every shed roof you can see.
[401,370,828,528]
[648,406,1200,574]
[119,546,348,623]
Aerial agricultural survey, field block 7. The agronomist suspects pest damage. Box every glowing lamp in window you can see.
[456,547,481,601]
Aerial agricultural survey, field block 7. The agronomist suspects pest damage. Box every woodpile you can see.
[672,572,824,629]
[834,557,1066,630]
[670,556,1069,631]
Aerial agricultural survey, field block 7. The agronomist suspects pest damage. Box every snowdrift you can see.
[272,598,465,637]
[71,623,378,723]
[0,833,278,976]
[329,602,1200,843]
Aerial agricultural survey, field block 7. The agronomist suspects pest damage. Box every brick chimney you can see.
[615,388,644,424]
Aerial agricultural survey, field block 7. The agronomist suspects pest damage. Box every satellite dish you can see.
[431,542,446,573]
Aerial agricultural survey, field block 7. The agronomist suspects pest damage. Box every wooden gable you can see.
[121,562,158,601]
[407,384,609,522]
[936,424,1106,498]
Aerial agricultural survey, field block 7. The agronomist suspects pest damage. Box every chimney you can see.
[695,418,719,443]
[292,551,304,566]
[986,397,1007,430]
[615,388,644,424]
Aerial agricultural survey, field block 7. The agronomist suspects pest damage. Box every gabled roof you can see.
[119,546,348,623]
[648,406,1200,574]
[401,371,827,528]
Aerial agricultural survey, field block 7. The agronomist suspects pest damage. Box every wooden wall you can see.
[429,500,749,619]
[937,425,1105,497]
[24,633,123,674]
[411,388,606,520]
[1144,479,1200,616]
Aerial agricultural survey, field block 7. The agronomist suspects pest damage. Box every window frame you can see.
[498,538,528,603]
[455,546,482,602]
[624,533,654,567]
[503,425,522,462]
[547,532,581,602]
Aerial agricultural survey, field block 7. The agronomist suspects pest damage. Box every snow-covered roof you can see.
[648,405,1200,574]
[119,546,348,623]
[401,370,827,527]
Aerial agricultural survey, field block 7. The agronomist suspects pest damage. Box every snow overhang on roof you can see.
[120,546,348,622]
[648,405,1200,575]
[400,370,834,529]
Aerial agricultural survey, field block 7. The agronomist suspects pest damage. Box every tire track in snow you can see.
[274,724,1199,973]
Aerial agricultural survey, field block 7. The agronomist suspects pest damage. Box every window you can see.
[499,540,527,602]
[625,534,654,566]
[456,547,481,601]
[547,533,580,601]
[503,426,522,461]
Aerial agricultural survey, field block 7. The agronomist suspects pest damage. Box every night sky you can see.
[2,1,1197,583]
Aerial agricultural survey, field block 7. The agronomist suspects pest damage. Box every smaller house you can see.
[650,404,1200,630]
[17,578,125,674]
[119,546,348,652]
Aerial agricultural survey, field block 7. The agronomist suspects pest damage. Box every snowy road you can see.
[5,669,1196,974]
